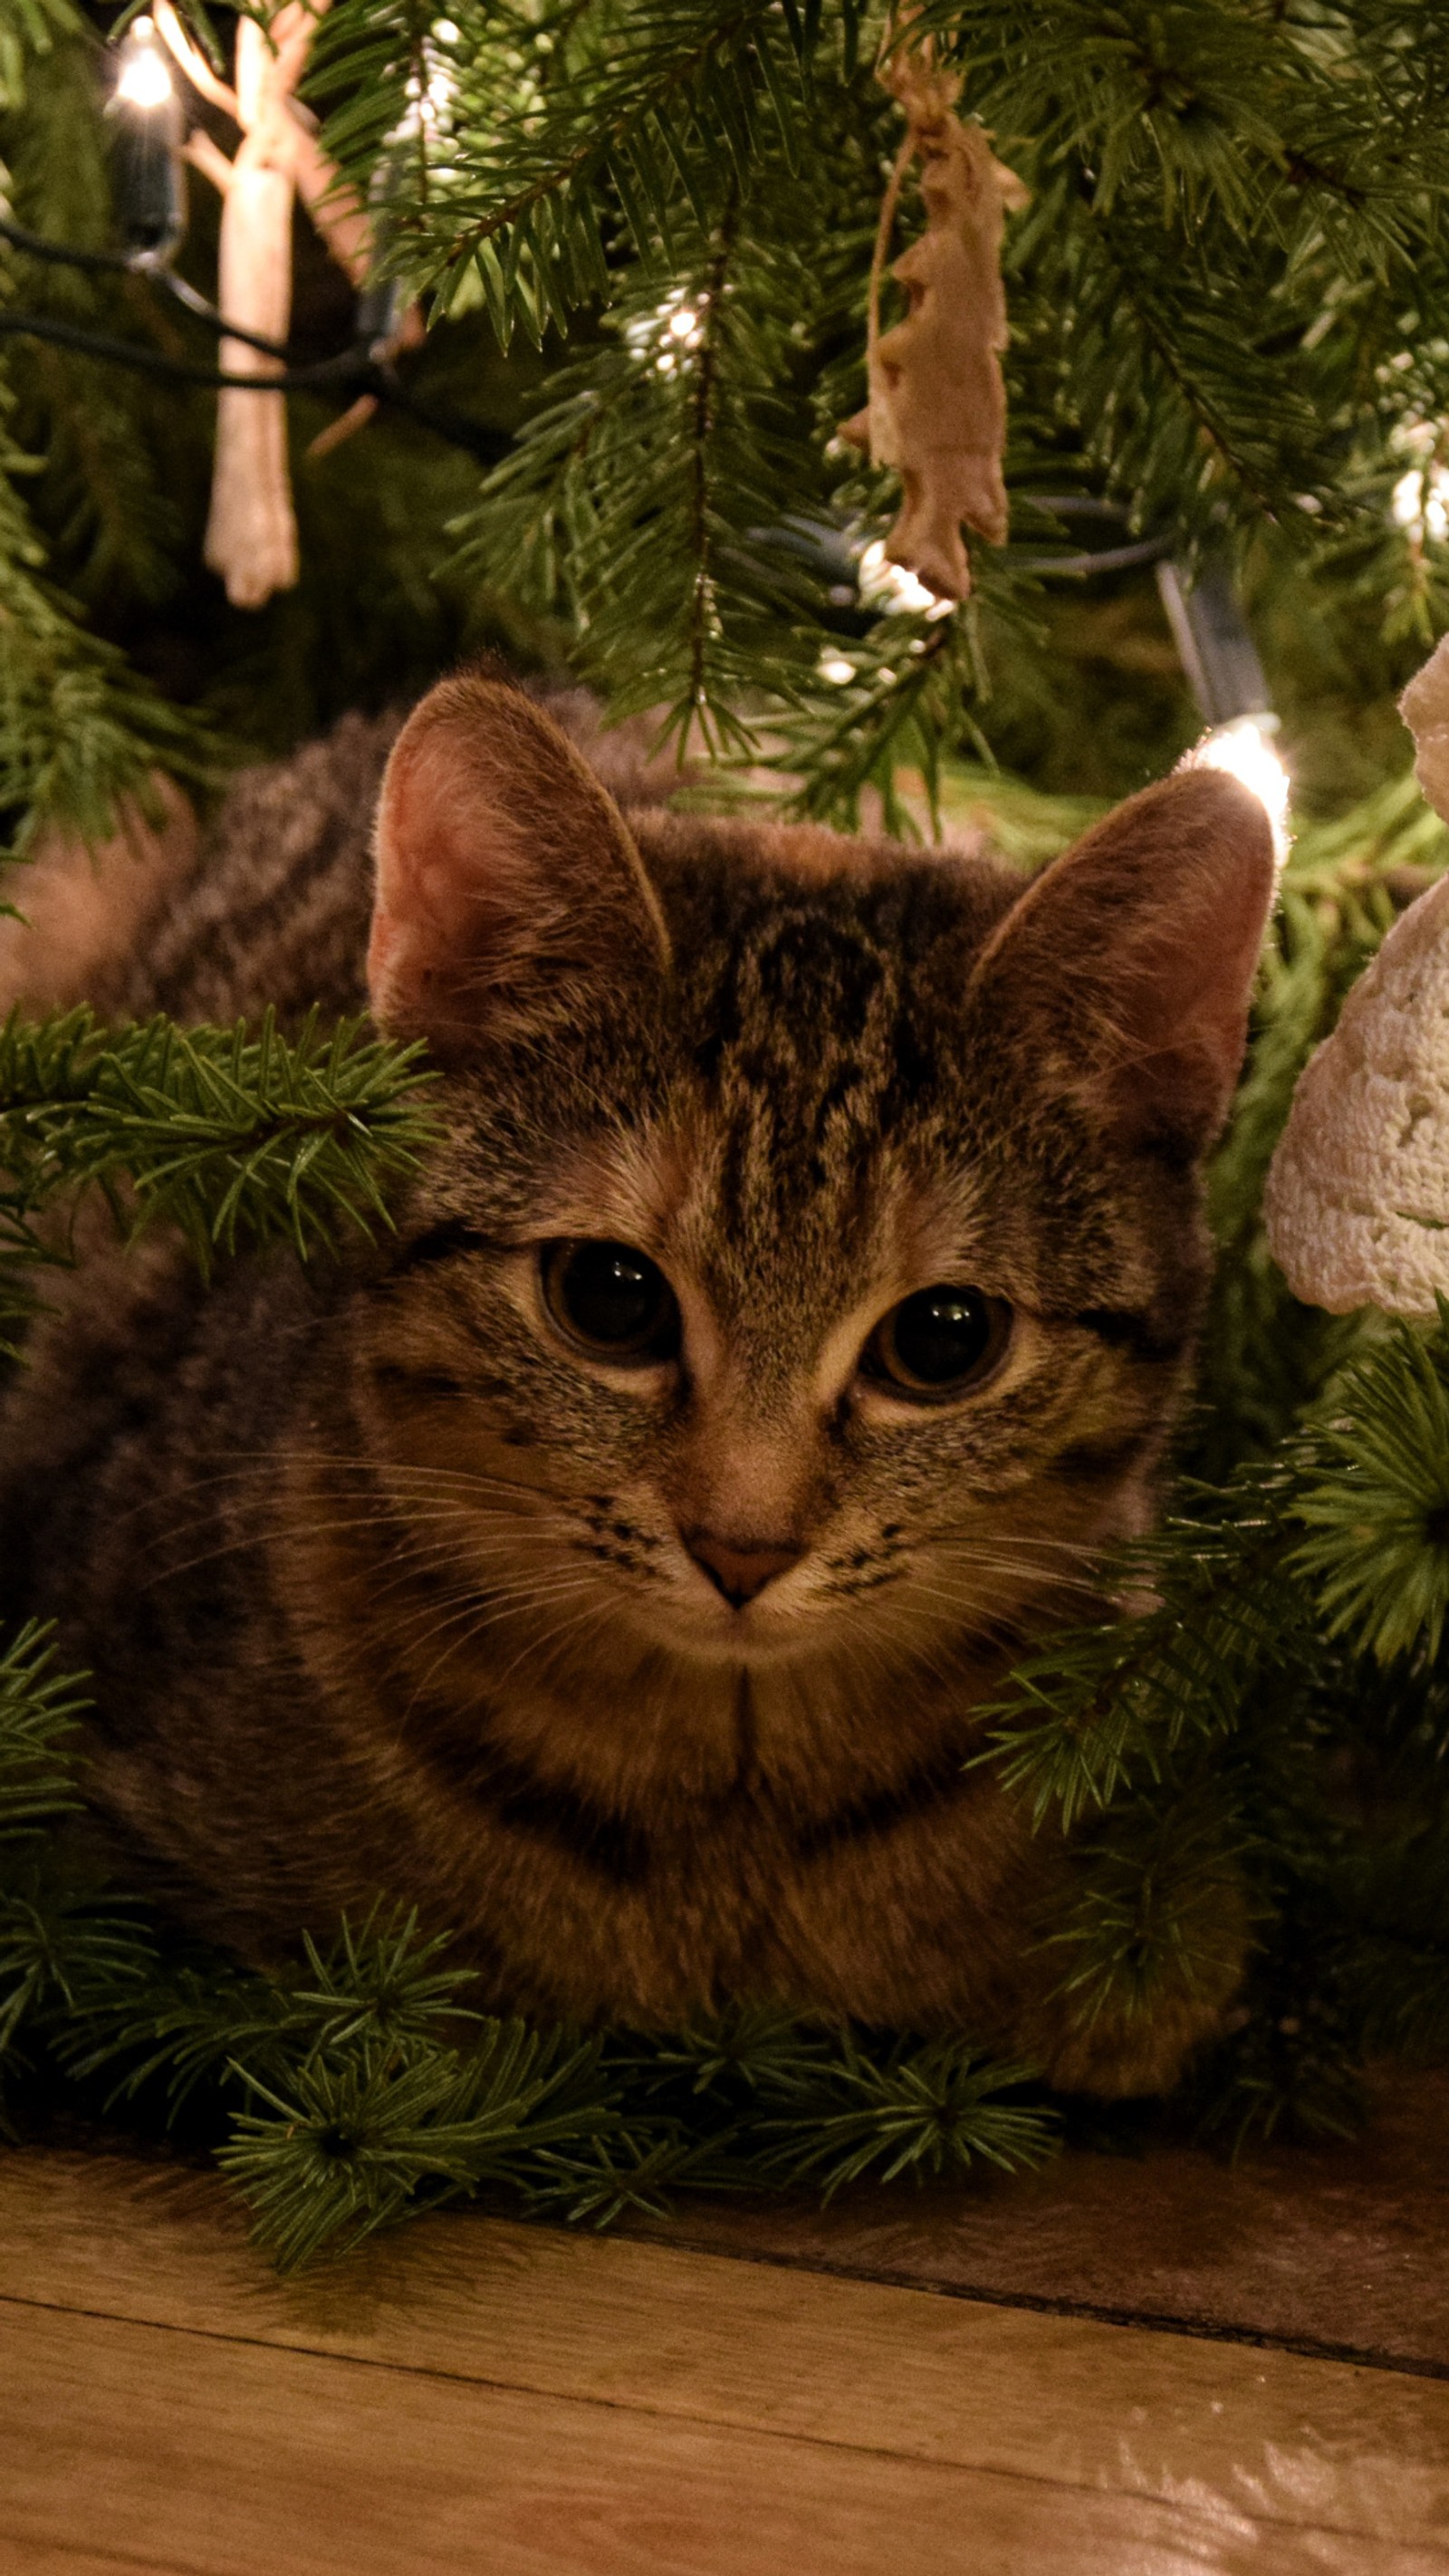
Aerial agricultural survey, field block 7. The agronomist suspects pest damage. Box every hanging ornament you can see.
[1400,630,1449,822]
[144,2,413,611]
[840,24,1028,604]
[1263,638,1449,1316]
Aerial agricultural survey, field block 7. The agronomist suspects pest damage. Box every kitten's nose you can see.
[682,1529,802,1607]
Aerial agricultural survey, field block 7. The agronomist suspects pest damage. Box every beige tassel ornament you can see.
[151,1,410,612]
[1264,637,1449,1315]
[840,33,1027,602]
[205,13,310,607]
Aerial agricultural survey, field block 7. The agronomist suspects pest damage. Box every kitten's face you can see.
[359,723,1270,1690]
[382,1136,1156,1678]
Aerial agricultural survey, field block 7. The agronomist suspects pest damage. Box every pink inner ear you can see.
[367,676,667,1053]
[1114,829,1274,1102]
[369,734,553,1014]
[973,769,1277,1153]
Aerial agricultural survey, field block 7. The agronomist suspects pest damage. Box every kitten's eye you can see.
[542,1239,680,1365]
[859,1286,1010,1402]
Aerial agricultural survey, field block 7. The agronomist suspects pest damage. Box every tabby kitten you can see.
[0,676,1274,2093]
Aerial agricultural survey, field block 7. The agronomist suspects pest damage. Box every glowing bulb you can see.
[668,306,702,342]
[115,22,175,110]
[1185,716,1291,863]
[1394,466,1427,530]
[1394,462,1449,544]
[108,14,184,262]
[819,655,856,686]
[857,538,955,620]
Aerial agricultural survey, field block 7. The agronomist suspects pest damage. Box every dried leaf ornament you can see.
[1264,636,1449,1315]
[841,43,1028,602]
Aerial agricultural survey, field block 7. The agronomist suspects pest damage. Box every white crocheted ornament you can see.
[1264,636,1449,1314]
[1402,632,1449,825]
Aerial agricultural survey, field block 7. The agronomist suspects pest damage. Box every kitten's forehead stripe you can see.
[634,822,1024,1341]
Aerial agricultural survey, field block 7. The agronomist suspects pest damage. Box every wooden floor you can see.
[3,2149,1449,2574]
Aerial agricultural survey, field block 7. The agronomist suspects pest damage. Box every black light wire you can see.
[0,211,509,461]
[1012,495,1172,579]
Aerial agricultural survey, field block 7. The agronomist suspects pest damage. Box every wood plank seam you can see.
[637,2230,1449,2383]
[12,2542,204,2576]
[2,2286,1438,2559]
[16,2305,1435,2576]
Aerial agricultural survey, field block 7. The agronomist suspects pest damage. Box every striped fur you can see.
[0,682,1273,2093]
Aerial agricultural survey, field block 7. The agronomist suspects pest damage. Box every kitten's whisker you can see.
[400,1581,609,1714]
[135,1496,560,1590]
[926,1527,1108,1564]
[158,1447,584,1505]
[909,1553,1104,1599]
[381,1567,609,1654]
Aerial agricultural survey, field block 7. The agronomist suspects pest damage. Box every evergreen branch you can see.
[0,466,218,860]
[458,184,848,748]
[1041,1770,1255,2037]
[913,1,1449,245]
[0,32,222,851]
[520,2126,734,2226]
[0,1639,156,2087]
[218,2014,615,2270]
[1290,1309,1449,1666]
[974,1494,1306,1832]
[1072,193,1311,524]
[0,1861,155,2070]
[0,1006,437,1284]
[746,2031,1057,2197]
[0,1623,89,1841]
[312,0,821,314]
[53,1899,622,2265]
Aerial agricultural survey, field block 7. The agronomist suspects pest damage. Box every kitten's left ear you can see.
[369,674,671,1058]
[966,767,1275,1157]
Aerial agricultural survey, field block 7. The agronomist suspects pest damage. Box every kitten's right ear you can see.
[965,767,1276,1159]
[369,675,671,1058]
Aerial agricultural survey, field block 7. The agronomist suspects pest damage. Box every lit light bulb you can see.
[1392,462,1449,545]
[115,19,175,110]
[1185,716,1292,864]
[818,655,857,686]
[857,538,955,620]
[108,14,185,264]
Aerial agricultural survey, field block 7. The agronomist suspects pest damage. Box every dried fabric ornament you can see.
[840,34,1028,602]
[1264,638,1449,1315]
[151,1,413,610]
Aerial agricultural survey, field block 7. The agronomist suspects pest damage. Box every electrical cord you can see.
[1012,495,1172,578]
[0,221,510,461]
[0,209,312,360]
[0,210,139,274]
[0,307,363,389]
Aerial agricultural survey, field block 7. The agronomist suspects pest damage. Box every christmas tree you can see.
[1,0,1449,2266]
